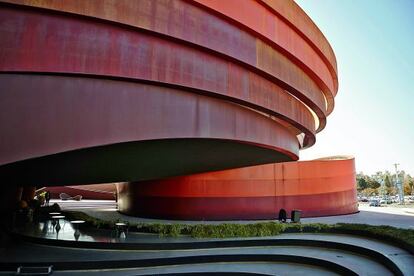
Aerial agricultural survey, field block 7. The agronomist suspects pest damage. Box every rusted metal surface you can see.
[0,1,353,219]
[44,184,116,200]
[0,0,331,130]
[0,5,317,146]
[117,157,357,219]
[259,0,338,85]
[0,74,298,166]
[191,0,336,114]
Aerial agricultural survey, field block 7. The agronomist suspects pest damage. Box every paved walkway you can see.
[54,200,414,229]
[5,229,414,275]
[5,201,414,275]
[4,229,414,275]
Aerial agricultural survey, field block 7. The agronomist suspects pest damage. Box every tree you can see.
[372,171,385,183]
[384,175,394,195]
[361,188,378,197]
[404,181,411,195]
[367,178,381,189]
[357,177,368,192]
[404,175,414,196]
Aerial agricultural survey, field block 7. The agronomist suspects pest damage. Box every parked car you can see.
[380,197,393,204]
[407,196,414,203]
[369,199,381,207]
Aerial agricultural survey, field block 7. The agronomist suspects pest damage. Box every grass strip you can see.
[62,210,414,251]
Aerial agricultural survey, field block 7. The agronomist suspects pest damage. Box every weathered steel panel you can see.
[0,74,298,166]
[117,157,357,219]
[0,0,331,130]
[0,0,354,219]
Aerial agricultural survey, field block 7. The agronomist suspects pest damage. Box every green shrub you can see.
[169,223,183,237]
[59,210,414,250]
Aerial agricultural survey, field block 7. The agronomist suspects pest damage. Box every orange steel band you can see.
[258,0,338,90]
[0,4,318,148]
[125,157,356,198]
[117,157,357,219]
[0,0,356,220]
[0,0,330,133]
[190,0,337,113]
[0,74,299,167]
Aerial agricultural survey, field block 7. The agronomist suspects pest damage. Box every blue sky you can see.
[296,0,414,175]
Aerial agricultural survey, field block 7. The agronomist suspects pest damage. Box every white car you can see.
[369,200,381,207]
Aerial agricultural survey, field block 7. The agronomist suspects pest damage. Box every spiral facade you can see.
[117,157,357,219]
[0,0,357,219]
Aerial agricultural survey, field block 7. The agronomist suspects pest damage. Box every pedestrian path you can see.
[7,200,409,275]
[54,199,414,229]
[4,220,414,275]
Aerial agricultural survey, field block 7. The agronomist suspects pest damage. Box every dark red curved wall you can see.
[0,0,357,219]
[117,157,357,220]
[42,184,116,200]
